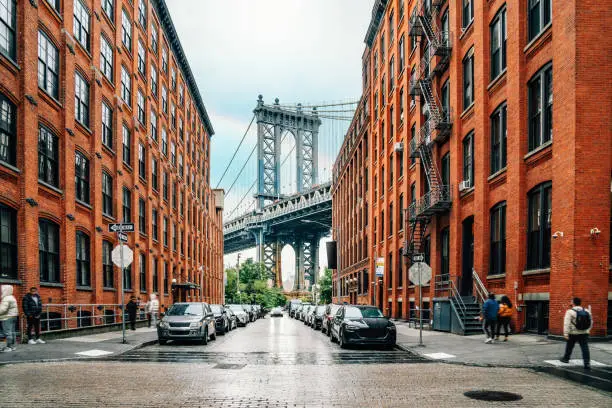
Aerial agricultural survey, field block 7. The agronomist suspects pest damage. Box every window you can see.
[123,263,132,290]
[164,263,169,294]
[38,126,59,187]
[163,217,168,246]
[462,0,474,29]
[388,11,394,44]
[172,182,177,208]
[0,203,16,280]
[75,152,90,204]
[462,132,474,186]
[139,253,146,292]
[0,93,16,166]
[152,208,158,241]
[76,231,90,287]
[389,57,394,93]
[102,172,113,216]
[73,0,90,50]
[441,152,450,186]
[410,124,416,165]
[122,187,131,223]
[171,68,177,90]
[162,171,168,201]
[490,7,507,80]
[151,65,158,95]
[161,127,167,155]
[528,0,552,41]
[103,240,113,288]
[74,72,90,127]
[387,252,392,289]
[463,49,474,109]
[162,86,168,113]
[139,198,146,234]
[399,88,404,124]
[381,77,386,106]
[178,154,183,177]
[380,210,385,240]
[151,157,158,191]
[441,79,450,117]
[490,202,506,275]
[398,34,405,73]
[527,182,552,269]
[152,259,158,293]
[138,0,147,27]
[138,144,146,180]
[150,110,158,141]
[172,223,177,251]
[528,64,553,151]
[121,66,131,105]
[122,124,131,165]
[162,47,168,72]
[137,90,145,124]
[380,34,385,60]
[137,40,146,75]
[100,35,113,80]
[38,31,59,99]
[151,22,158,52]
[441,227,449,278]
[102,0,114,21]
[389,156,394,187]
[39,219,60,283]
[121,9,132,52]
[389,203,393,236]
[170,141,176,165]
[490,103,507,174]
[171,104,176,128]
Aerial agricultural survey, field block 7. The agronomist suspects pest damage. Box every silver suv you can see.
[157,302,217,345]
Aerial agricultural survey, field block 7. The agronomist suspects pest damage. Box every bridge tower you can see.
[253,95,323,291]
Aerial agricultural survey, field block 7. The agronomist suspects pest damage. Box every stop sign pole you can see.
[109,223,134,344]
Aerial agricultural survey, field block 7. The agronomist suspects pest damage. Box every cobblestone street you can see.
[0,315,610,407]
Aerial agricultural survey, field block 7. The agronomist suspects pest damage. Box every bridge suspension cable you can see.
[215,114,255,189]
[224,143,256,197]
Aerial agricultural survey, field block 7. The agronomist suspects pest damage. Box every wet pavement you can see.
[0,313,610,407]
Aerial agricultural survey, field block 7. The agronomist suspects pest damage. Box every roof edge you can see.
[364,0,389,47]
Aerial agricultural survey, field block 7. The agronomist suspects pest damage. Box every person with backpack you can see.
[561,297,592,369]
[481,293,499,344]
[0,285,19,352]
[496,296,513,342]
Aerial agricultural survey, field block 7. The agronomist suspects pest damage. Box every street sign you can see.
[412,253,424,263]
[375,257,385,277]
[112,245,133,268]
[409,262,432,286]
[118,232,128,242]
[109,223,135,233]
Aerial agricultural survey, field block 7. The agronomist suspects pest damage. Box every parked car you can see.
[253,305,264,318]
[225,307,238,330]
[157,302,216,345]
[242,304,256,322]
[299,303,312,321]
[302,304,313,323]
[321,304,341,335]
[210,304,230,334]
[227,304,249,326]
[330,305,396,349]
[270,307,283,317]
[310,305,326,330]
[294,304,304,319]
[288,299,302,318]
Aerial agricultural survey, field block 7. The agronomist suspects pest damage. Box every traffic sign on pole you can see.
[109,223,135,233]
[112,245,133,268]
[375,257,385,277]
[412,253,424,263]
[117,232,128,243]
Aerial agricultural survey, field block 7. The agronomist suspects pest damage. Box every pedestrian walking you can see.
[126,296,138,331]
[146,294,159,328]
[0,285,19,352]
[561,297,592,369]
[481,293,499,344]
[22,287,45,344]
[496,296,513,341]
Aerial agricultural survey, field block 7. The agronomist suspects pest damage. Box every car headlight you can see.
[345,324,360,331]
[387,324,396,331]
[190,321,203,328]
[159,321,169,329]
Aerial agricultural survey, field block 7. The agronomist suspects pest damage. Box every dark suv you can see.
[157,302,217,345]
[210,304,230,334]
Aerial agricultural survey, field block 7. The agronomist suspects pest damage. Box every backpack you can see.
[574,308,591,331]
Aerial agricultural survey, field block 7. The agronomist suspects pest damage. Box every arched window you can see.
[0,203,17,280]
[0,93,16,166]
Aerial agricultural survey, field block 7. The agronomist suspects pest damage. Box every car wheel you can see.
[210,329,217,341]
[158,338,167,345]
[327,325,332,337]
[330,329,336,343]
[201,328,208,345]
[225,323,230,333]
[338,329,346,349]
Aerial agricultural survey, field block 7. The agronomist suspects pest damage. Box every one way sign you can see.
[109,223,135,233]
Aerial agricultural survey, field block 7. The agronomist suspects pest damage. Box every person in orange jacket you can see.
[496,296,513,341]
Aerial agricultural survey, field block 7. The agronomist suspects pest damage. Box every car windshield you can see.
[210,305,223,314]
[228,305,244,312]
[360,307,383,318]
[242,305,251,310]
[167,304,203,316]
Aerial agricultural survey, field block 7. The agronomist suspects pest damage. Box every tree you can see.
[319,268,333,304]
[224,259,286,308]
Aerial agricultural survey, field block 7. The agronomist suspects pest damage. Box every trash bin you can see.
[433,299,451,332]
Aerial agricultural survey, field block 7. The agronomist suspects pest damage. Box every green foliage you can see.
[319,268,333,304]
[224,259,286,308]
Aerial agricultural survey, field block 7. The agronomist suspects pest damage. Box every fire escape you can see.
[404,0,453,259]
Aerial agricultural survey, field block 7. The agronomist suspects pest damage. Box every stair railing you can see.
[472,268,487,305]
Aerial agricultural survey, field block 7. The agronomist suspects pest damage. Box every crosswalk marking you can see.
[75,349,114,357]
[543,359,606,367]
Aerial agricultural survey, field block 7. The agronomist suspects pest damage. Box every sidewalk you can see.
[394,322,612,369]
[0,327,158,365]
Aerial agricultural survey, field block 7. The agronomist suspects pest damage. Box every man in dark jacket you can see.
[126,296,138,331]
[22,287,44,344]
[481,292,499,344]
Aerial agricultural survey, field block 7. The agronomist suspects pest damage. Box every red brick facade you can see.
[0,0,224,315]
[333,0,612,337]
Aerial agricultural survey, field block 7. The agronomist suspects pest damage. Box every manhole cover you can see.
[464,390,523,402]
[213,363,246,370]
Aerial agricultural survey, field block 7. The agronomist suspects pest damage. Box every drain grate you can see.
[464,390,523,402]
[213,363,246,370]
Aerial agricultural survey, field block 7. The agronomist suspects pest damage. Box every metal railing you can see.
[19,303,148,339]
[472,269,487,305]
[434,275,466,331]
[408,185,452,220]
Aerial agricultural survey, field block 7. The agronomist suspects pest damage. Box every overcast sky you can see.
[166,0,374,287]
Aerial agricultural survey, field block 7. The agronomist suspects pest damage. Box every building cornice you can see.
[364,0,389,47]
[152,0,215,137]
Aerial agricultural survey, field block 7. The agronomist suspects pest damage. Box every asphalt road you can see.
[0,313,609,407]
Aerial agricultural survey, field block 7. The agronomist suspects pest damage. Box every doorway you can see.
[461,216,474,296]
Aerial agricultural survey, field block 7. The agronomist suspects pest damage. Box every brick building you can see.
[0,0,224,325]
[332,0,612,337]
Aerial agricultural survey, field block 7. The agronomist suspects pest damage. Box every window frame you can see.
[137,89,145,125]
[122,186,131,223]
[0,203,17,280]
[73,0,91,51]
[102,240,114,288]
[528,63,553,152]
[100,34,114,81]
[137,40,146,76]
[490,6,507,80]
[138,197,146,234]
[74,72,90,127]
[38,30,60,99]
[38,125,59,187]
[528,0,552,42]
[120,65,132,105]
[462,0,474,29]
[527,182,552,270]
[0,93,17,166]
[122,124,131,166]
[138,142,146,179]
[139,253,146,292]
[462,131,474,186]
[462,49,474,110]
[74,151,90,204]
[76,231,91,287]
[102,0,114,21]
[121,8,132,53]
[489,201,507,275]
[102,171,113,216]
[39,218,60,283]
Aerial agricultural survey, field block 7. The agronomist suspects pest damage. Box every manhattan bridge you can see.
[220,95,356,292]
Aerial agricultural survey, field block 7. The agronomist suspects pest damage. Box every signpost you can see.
[375,258,384,311]
[409,255,432,347]
[109,223,134,344]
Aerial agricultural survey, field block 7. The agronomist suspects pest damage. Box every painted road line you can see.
[75,349,114,357]
[544,359,607,367]
[424,352,456,360]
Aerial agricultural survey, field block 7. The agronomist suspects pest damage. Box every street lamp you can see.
[301,219,340,302]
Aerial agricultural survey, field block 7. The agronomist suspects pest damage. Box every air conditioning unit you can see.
[394,142,404,153]
[458,180,472,192]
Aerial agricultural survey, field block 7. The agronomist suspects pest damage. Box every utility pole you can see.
[236,253,241,304]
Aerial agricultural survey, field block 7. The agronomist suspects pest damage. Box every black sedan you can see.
[310,305,326,330]
[330,305,396,348]
[210,304,230,334]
